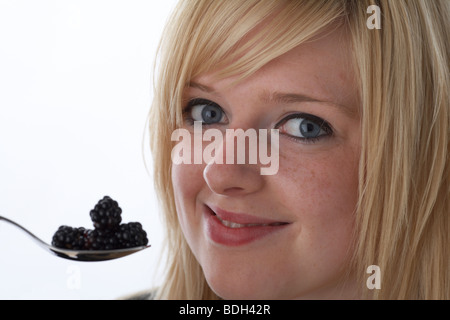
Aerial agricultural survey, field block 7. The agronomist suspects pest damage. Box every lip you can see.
[203,205,290,246]
[209,205,286,225]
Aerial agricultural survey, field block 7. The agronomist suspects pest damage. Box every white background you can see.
[0,0,178,299]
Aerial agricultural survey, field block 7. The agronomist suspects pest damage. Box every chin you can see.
[208,280,273,300]
[203,266,285,300]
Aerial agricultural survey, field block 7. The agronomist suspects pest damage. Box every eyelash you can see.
[182,98,333,144]
[274,113,333,144]
[182,98,225,126]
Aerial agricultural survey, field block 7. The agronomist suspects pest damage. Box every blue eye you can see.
[184,99,226,125]
[276,113,332,141]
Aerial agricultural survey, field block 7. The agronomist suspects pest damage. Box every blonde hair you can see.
[149,0,449,299]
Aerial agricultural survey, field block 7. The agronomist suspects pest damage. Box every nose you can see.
[203,128,265,196]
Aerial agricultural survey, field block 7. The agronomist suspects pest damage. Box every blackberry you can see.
[84,223,148,250]
[85,229,119,250]
[52,226,88,250]
[89,196,122,230]
[52,196,149,251]
[115,222,148,248]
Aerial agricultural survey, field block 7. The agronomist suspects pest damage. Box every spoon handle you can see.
[0,215,51,250]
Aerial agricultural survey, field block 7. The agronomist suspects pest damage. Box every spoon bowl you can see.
[0,215,150,262]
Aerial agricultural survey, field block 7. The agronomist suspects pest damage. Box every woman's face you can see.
[171,26,361,299]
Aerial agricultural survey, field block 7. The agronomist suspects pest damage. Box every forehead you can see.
[191,25,359,114]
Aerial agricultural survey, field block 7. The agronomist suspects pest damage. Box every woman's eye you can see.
[276,114,332,141]
[184,99,227,125]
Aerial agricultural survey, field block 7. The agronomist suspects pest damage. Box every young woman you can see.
[148,0,449,299]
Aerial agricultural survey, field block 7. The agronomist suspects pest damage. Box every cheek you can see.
[171,162,205,244]
[277,141,359,215]
[308,158,359,215]
[172,163,201,202]
[276,146,359,259]
[170,130,208,206]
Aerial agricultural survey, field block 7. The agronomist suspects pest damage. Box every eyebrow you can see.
[187,81,357,117]
[188,82,215,93]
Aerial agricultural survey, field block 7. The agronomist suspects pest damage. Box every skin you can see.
[171,25,362,299]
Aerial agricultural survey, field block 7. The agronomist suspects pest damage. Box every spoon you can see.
[0,215,150,262]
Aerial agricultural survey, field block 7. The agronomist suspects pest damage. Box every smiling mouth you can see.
[206,205,289,228]
[204,205,290,246]
[214,214,287,228]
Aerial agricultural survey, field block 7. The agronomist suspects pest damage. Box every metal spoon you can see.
[0,215,150,262]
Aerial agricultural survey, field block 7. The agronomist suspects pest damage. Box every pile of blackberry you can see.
[52,196,148,251]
